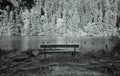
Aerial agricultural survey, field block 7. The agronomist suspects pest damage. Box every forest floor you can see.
[0,50,120,76]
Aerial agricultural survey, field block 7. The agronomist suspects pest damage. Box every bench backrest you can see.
[41,44,79,48]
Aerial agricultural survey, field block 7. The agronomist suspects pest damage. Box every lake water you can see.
[0,36,112,53]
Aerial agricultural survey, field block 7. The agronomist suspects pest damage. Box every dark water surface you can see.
[0,36,112,53]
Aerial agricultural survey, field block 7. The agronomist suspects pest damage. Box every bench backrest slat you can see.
[41,44,79,48]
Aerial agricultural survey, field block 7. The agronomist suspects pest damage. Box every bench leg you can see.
[44,48,46,58]
[72,47,76,56]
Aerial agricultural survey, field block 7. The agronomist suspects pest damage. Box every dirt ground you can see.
[0,50,120,76]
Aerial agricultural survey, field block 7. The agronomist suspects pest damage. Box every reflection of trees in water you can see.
[6,36,29,50]
[0,36,114,51]
[56,37,64,44]
[21,36,29,50]
[11,36,22,50]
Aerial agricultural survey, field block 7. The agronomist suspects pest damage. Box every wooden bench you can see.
[40,44,79,58]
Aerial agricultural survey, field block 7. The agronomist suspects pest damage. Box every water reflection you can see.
[0,36,111,53]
